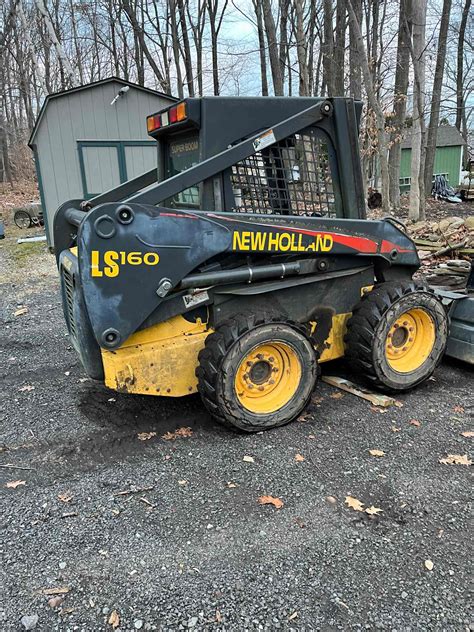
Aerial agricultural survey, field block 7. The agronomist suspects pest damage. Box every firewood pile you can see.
[409,216,474,289]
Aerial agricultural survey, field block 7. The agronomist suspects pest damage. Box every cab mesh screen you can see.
[231,129,336,216]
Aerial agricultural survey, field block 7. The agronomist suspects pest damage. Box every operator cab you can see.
[146,97,365,220]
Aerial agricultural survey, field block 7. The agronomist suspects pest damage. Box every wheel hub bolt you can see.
[256,353,264,360]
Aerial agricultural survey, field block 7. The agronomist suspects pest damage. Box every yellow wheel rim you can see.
[235,342,302,414]
[385,308,436,373]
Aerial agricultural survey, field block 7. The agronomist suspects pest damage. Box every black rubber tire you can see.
[345,281,448,391]
[196,314,318,432]
[14,209,33,229]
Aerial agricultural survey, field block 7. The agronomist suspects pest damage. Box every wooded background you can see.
[0,0,472,219]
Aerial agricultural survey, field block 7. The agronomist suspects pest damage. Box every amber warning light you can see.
[147,102,187,133]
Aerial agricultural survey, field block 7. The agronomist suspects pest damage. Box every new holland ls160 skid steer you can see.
[54,97,449,431]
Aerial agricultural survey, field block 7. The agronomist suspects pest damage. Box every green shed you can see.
[399,125,465,193]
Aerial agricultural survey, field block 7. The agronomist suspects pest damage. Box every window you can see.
[78,141,156,199]
[230,128,336,217]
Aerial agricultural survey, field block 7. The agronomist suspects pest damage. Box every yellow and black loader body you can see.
[53,97,449,431]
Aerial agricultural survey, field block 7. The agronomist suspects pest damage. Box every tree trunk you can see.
[294,0,309,95]
[348,0,362,98]
[334,0,346,95]
[406,0,427,221]
[322,0,335,95]
[177,0,195,96]
[261,0,284,95]
[35,0,75,86]
[455,0,471,132]
[347,0,390,214]
[253,0,269,96]
[424,0,451,194]
[388,0,411,210]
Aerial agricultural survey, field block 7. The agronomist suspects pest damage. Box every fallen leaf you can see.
[391,426,401,432]
[394,400,403,408]
[258,495,284,509]
[294,517,306,528]
[41,587,70,595]
[288,611,298,621]
[424,559,434,571]
[409,419,421,427]
[345,496,364,512]
[215,610,222,623]
[312,396,323,404]
[370,406,388,414]
[453,405,464,413]
[243,455,255,463]
[162,427,193,441]
[365,505,383,516]
[137,431,157,441]
[461,431,474,438]
[48,596,65,609]
[226,481,238,488]
[58,491,73,503]
[439,454,472,466]
[330,391,344,399]
[19,385,35,392]
[14,307,28,316]
[326,496,337,504]
[5,480,26,489]
[178,480,188,485]
[297,412,312,422]
[368,449,385,457]
[308,434,316,439]
[295,453,305,462]
[59,607,75,615]
[108,610,120,628]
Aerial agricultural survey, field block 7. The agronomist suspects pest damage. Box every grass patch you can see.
[10,241,47,268]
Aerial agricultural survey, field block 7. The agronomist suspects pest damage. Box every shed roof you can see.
[401,124,465,149]
[29,77,176,147]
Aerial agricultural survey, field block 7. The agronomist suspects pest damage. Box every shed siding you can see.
[34,80,173,244]
[399,145,462,192]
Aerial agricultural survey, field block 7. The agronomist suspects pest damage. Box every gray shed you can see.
[28,77,176,247]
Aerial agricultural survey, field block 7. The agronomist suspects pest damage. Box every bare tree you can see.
[424,0,452,194]
[206,0,229,95]
[261,0,284,95]
[388,0,411,209]
[322,0,335,95]
[406,0,427,221]
[334,0,346,95]
[347,0,390,213]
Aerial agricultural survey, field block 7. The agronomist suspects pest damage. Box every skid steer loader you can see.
[54,97,449,431]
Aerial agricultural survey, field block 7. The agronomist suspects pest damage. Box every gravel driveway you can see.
[0,239,472,631]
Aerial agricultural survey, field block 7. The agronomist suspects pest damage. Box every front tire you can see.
[345,281,448,391]
[196,314,318,432]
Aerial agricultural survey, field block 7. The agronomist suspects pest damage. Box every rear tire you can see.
[345,281,448,391]
[196,314,318,432]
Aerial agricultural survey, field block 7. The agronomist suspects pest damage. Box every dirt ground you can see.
[0,211,473,631]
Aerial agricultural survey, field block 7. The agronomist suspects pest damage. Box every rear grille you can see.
[62,265,77,338]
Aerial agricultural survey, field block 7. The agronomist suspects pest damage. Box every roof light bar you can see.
[147,102,187,134]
